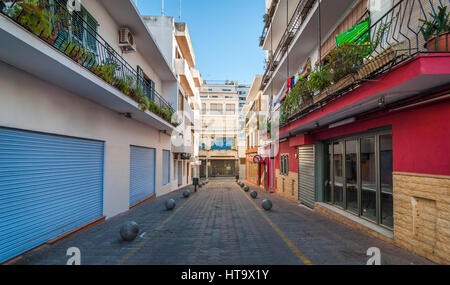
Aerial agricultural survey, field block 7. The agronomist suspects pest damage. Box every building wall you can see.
[81,0,164,95]
[0,62,175,219]
[311,98,450,264]
[274,140,299,201]
[275,169,298,202]
[393,172,449,264]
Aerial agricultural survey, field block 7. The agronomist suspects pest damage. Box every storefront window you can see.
[380,134,393,228]
[324,144,332,203]
[324,131,393,229]
[361,137,376,222]
[345,140,358,214]
[333,143,344,207]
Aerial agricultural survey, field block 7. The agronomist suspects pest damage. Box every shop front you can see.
[245,148,265,186]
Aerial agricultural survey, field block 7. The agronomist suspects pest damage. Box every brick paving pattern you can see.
[12,180,434,265]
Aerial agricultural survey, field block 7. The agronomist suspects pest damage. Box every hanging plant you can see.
[4,0,55,38]
[326,43,366,83]
[308,65,331,92]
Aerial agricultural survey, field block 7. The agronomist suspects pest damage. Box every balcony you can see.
[172,142,194,155]
[0,0,176,130]
[190,68,202,88]
[279,0,450,133]
[261,0,355,92]
[183,97,194,125]
[175,22,195,68]
[175,58,196,97]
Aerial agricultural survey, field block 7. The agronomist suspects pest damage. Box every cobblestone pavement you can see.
[12,180,433,265]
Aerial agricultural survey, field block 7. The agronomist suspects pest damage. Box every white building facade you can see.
[143,16,203,187]
[199,82,248,178]
[0,0,195,263]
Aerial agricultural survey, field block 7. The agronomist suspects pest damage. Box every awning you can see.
[336,17,370,46]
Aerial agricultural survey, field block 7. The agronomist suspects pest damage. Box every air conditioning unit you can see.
[118,28,136,53]
[67,0,81,12]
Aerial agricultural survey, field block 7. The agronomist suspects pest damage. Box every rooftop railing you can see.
[0,0,176,125]
[280,0,449,126]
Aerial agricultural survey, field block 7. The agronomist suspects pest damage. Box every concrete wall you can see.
[0,62,177,219]
[142,16,176,71]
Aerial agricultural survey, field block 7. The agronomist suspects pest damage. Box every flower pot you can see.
[426,32,449,52]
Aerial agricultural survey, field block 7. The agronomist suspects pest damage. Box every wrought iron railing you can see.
[0,0,175,123]
[280,0,449,126]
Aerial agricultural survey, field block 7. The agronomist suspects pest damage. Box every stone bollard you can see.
[262,199,272,211]
[165,199,176,210]
[120,221,139,241]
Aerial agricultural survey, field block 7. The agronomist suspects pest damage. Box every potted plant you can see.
[308,65,331,93]
[263,13,269,25]
[420,5,450,52]
[8,1,54,38]
[326,43,365,83]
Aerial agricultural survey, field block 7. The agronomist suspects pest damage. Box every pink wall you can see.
[313,100,450,176]
[275,140,299,173]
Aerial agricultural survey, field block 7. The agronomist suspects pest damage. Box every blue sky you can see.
[136,0,266,84]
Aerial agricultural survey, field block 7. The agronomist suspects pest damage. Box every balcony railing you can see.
[280,0,449,126]
[261,0,316,90]
[0,0,176,125]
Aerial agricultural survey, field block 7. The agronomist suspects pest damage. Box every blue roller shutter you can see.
[129,146,155,206]
[0,127,104,263]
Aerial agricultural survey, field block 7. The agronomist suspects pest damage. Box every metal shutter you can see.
[162,150,170,185]
[129,146,155,206]
[0,127,104,263]
[298,145,315,209]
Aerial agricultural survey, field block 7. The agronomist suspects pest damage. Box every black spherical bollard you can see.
[240,183,245,188]
[262,199,272,211]
[120,221,139,241]
[183,190,190,198]
[165,199,176,210]
[250,191,258,199]
[244,185,250,192]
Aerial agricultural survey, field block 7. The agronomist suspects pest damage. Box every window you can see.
[226,104,235,114]
[333,142,344,207]
[280,154,289,175]
[210,103,222,113]
[380,134,393,228]
[324,131,393,228]
[201,103,207,114]
[71,6,98,53]
[162,150,170,185]
[361,137,376,221]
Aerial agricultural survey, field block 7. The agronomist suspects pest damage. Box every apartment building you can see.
[143,16,203,187]
[0,0,195,263]
[199,81,245,178]
[243,75,271,188]
[260,0,450,263]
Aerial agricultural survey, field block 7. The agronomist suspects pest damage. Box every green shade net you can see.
[336,17,371,46]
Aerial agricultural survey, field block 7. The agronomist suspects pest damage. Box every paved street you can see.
[12,180,433,265]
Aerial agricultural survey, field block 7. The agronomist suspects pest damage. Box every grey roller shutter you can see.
[298,145,315,208]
